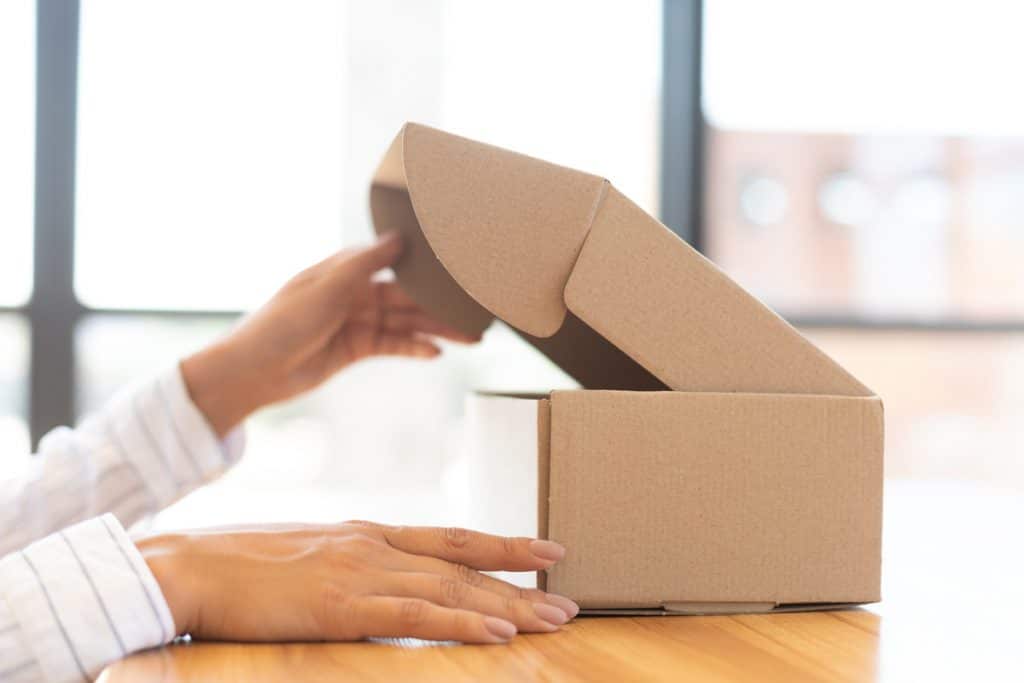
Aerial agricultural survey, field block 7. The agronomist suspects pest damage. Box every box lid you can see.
[370,123,871,396]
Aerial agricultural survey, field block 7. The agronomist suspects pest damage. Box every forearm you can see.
[179,341,266,439]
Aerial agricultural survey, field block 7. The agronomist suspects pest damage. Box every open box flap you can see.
[370,123,871,396]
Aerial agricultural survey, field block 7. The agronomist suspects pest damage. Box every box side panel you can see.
[564,187,873,397]
[545,391,883,608]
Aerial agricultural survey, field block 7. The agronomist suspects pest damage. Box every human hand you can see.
[180,233,478,436]
[138,521,578,644]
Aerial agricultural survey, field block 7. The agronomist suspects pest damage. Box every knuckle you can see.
[323,534,379,570]
[451,609,468,634]
[515,587,529,602]
[439,577,468,607]
[441,527,470,550]
[346,532,382,554]
[502,596,516,614]
[342,519,377,529]
[456,563,483,587]
[400,599,429,626]
[502,536,517,557]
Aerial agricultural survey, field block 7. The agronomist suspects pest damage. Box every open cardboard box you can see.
[370,123,884,615]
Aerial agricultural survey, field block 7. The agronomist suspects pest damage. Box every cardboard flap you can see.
[565,187,873,396]
[371,123,606,338]
[370,123,872,396]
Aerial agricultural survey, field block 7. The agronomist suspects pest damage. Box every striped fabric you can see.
[0,366,244,682]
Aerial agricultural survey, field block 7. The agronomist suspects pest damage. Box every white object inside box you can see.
[463,392,542,590]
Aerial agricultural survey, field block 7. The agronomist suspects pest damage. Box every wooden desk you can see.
[100,481,1024,682]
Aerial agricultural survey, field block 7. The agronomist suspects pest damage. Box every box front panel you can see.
[545,391,883,608]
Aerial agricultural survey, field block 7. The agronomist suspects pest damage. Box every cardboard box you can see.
[370,123,884,614]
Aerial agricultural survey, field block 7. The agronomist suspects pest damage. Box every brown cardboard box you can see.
[370,123,884,615]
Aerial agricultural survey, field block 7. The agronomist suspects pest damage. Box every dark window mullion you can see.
[660,0,704,250]
[30,0,82,447]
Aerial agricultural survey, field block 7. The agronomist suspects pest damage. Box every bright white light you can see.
[0,1,35,306]
[704,0,1024,136]
[0,314,30,461]
[0,416,31,464]
[74,0,662,312]
[75,0,347,311]
[439,0,662,213]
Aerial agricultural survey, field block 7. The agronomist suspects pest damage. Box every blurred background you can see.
[1,0,1022,530]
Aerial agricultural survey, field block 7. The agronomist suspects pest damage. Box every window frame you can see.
[4,0,1020,448]
[0,1,238,446]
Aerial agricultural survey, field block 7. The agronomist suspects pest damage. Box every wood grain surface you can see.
[100,481,1024,682]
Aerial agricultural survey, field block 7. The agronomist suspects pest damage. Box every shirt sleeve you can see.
[0,514,175,683]
[0,364,245,558]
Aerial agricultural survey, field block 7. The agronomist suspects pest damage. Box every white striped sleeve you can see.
[0,514,175,683]
[0,597,42,682]
[0,364,244,557]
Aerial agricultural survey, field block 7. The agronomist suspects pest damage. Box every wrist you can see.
[180,342,260,437]
[137,533,199,637]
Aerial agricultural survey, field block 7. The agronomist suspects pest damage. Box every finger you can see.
[355,282,482,343]
[370,332,441,359]
[324,233,404,289]
[380,572,568,633]
[388,552,549,603]
[342,596,517,644]
[325,329,441,368]
[368,281,421,311]
[377,525,566,571]
[350,308,480,344]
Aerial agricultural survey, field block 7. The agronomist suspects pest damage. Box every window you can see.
[8,0,658,523]
[702,0,1024,321]
[0,0,35,307]
[699,1,1024,490]
[75,0,346,311]
[74,0,661,313]
[0,2,34,461]
[8,0,1022,513]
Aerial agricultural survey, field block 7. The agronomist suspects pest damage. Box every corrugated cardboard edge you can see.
[583,603,864,616]
[536,398,551,592]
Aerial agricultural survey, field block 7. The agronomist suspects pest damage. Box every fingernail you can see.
[529,539,566,563]
[544,594,580,620]
[483,616,517,642]
[533,602,569,626]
